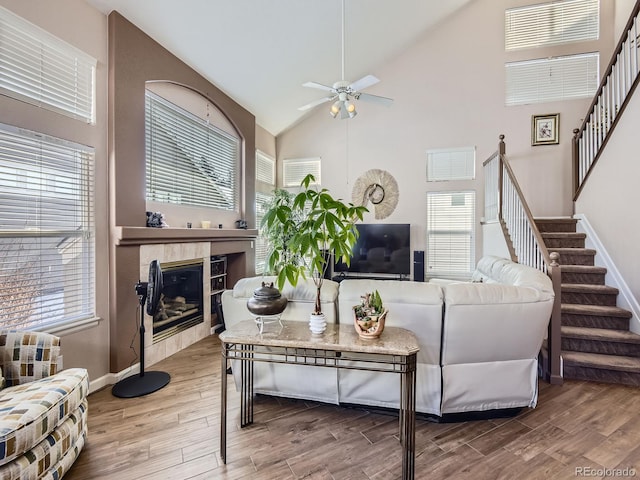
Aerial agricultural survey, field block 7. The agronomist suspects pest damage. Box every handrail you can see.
[484,135,563,385]
[573,1,640,199]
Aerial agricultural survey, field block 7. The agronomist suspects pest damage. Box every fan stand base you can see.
[112,371,171,398]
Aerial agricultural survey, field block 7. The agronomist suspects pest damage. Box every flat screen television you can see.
[334,223,411,275]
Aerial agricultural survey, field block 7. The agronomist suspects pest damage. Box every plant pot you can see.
[309,312,326,334]
[353,308,388,340]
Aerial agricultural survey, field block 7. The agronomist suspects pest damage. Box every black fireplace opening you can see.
[152,259,204,342]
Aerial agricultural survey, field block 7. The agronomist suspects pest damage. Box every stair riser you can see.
[535,221,577,233]
[561,292,618,306]
[562,313,630,330]
[562,338,640,357]
[563,365,640,387]
[561,272,605,285]
[544,238,586,248]
[557,252,595,266]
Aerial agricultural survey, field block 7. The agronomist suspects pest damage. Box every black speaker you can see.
[413,250,425,282]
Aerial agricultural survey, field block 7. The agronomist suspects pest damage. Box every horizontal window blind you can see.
[255,191,273,275]
[256,150,275,185]
[426,191,475,279]
[0,6,96,123]
[146,91,240,211]
[427,147,476,182]
[505,0,599,51]
[506,52,599,105]
[0,123,95,330]
[283,158,321,187]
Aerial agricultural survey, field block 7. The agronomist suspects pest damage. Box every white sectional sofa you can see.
[221,256,554,418]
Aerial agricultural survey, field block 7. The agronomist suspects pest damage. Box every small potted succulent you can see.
[353,290,388,339]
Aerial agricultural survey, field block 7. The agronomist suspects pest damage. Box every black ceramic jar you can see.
[246,282,288,316]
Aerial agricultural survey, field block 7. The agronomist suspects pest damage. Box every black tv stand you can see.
[331,274,409,283]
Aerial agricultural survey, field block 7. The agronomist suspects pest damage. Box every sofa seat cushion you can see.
[0,368,89,467]
[0,398,87,480]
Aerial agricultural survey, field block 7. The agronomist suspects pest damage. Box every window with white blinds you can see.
[0,123,95,331]
[0,6,96,123]
[426,191,475,279]
[427,147,476,182]
[256,151,275,185]
[145,91,240,211]
[505,52,599,105]
[283,158,321,187]
[505,0,599,51]
[255,191,273,275]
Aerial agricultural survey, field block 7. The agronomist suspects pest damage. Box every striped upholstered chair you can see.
[0,331,89,480]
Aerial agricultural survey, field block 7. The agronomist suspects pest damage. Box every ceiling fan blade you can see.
[302,81,335,92]
[356,92,394,107]
[349,74,379,92]
[298,95,336,111]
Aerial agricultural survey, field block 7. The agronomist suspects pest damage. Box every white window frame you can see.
[505,52,600,105]
[0,6,96,123]
[426,190,476,280]
[145,90,240,211]
[505,0,600,51]
[0,123,95,331]
[283,158,321,187]
[427,147,476,182]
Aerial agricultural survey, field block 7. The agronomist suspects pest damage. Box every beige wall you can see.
[575,88,640,309]
[277,0,616,270]
[0,0,110,381]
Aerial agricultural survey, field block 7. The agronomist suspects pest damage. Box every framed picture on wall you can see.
[531,113,559,146]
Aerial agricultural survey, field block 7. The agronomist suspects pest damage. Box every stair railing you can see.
[484,135,563,385]
[573,1,640,199]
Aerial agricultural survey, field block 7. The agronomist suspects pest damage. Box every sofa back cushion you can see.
[228,276,339,323]
[441,283,553,365]
[338,279,443,365]
[472,255,554,297]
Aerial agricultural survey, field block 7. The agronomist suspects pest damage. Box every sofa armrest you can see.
[0,331,61,387]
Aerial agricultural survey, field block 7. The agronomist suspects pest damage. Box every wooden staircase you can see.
[536,218,640,386]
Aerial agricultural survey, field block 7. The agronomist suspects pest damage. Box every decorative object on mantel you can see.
[352,169,399,219]
[146,211,168,228]
[246,282,287,333]
[235,219,248,229]
[261,174,367,334]
[353,290,388,339]
[531,113,559,146]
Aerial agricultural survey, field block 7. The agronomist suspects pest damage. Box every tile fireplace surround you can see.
[140,242,211,366]
[114,227,256,370]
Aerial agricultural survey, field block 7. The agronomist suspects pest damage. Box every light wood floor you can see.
[65,335,640,480]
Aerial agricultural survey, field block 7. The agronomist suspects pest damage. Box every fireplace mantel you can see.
[114,226,258,246]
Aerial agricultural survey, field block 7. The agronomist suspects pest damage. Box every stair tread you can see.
[542,232,586,238]
[535,217,577,223]
[561,265,607,273]
[551,247,596,254]
[561,283,619,294]
[562,350,640,372]
[562,326,640,343]
[562,303,633,318]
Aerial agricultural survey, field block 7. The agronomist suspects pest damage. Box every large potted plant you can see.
[262,174,367,333]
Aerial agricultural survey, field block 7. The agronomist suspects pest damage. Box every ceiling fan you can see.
[297,0,393,119]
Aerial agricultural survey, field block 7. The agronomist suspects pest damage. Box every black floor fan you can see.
[112,260,171,398]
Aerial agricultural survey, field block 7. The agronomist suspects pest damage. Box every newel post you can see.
[572,128,580,203]
[548,251,563,385]
[498,134,505,222]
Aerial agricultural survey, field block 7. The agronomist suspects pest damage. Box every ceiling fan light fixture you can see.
[330,100,342,117]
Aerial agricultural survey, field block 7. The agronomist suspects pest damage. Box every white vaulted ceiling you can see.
[86,0,474,135]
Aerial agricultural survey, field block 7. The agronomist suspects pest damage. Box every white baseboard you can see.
[89,363,140,394]
[574,213,640,334]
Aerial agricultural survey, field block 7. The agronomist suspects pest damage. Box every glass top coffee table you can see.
[219,319,419,480]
